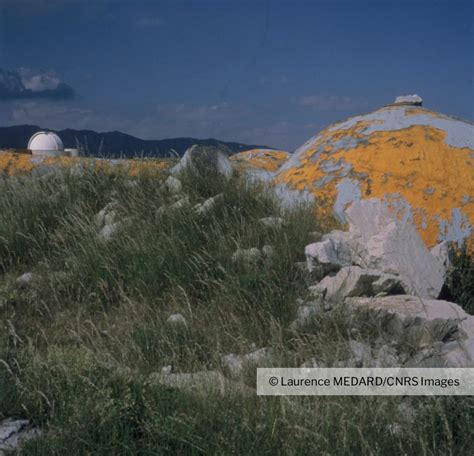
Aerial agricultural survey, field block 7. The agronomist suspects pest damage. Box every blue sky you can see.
[0,0,472,150]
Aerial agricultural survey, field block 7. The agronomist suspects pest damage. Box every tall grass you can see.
[0,167,473,455]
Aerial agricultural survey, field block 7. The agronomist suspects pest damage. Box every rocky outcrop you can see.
[345,200,445,298]
[346,295,468,346]
[309,266,407,304]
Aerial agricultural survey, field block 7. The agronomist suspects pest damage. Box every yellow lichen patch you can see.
[0,152,172,177]
[230,149,289,173]
[276,123,474,248]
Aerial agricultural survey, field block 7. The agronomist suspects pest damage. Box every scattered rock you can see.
[441,338,474,367]
[309,267,380,303]
[161,365,172,375]
[163,176,183,194]
[305,236,352,276]
[16,272,34,288]
[0,418,41,454]
[232,247,261,264]
[95,202,118,228]
[346,295,468,347]
[347,340,373,367]
[261,245,276,259]
[149,370,252,396]
[290,303,322,329]
[245,347,273,364]
[372,274,408,295]
[171,144,233,179]
[99,218,132,241]
[169,196,190,211]
[259,217,284,229]
[166,313,187,326]
[221,347,274,377]
[345,199,445,298]
[221,354,244,376]
[194,193,223,216]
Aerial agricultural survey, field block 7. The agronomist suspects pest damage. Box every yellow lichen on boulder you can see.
[274,103,474,248]
[230,149,289,173]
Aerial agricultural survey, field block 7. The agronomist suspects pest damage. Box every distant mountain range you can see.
[0,125,271,158]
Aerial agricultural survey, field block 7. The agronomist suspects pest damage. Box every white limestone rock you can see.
[346,295,468,346]
[164,176,183,194]
[345,199,445,298]
[95,202,118,228]
[232,247,261,264]
[166,313,187,326]
[309,267,379,302]
[149,370,253,396]
[261,245,276,259]
[221,347,274,377]
[16,272,34,288]
[0,418,41,453]
[308,266,408,303]
[221,354,244,376]
[441,338,474,367]
[194,193,223,216]
[305,236,352,275]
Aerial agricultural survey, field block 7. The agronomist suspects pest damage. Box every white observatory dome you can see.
[27,131,64,156]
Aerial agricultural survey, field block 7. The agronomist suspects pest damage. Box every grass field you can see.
[0,166,473,455]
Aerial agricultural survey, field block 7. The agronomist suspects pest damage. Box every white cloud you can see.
[17,68,61,92]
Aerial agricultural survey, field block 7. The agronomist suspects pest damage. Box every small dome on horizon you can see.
[27,131,64,156]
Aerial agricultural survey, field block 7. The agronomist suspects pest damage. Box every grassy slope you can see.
[0,167,473,455]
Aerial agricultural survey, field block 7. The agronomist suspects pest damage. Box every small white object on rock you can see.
[393,94,423,106]
[167,313,187,325]
[16,272,34,288]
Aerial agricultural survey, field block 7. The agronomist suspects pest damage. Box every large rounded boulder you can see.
[274,96,474,248]
[171,144,233,179]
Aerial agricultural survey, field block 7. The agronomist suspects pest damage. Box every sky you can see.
[0,0,472,150]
